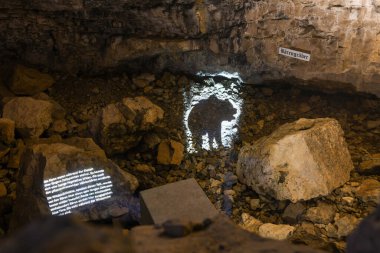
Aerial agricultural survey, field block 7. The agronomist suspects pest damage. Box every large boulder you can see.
[9,65,55,96]
[237,118,353,202]
[3,97,55,138]
[90,96,164,155]
[10,138,139,230]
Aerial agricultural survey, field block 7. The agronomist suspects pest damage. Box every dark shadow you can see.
[188,95,237,150]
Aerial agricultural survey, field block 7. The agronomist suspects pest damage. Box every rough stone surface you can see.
[90,96,164,155]
[335,214,360,239]
[355,179,380,204]
[1,214,327,253]
[1,1,380,96]
[0,118,15,145]
[3,97,55,138]
[10,138,139,230]
[304,203,336,225]
[237,118,354,202]
[0,182,7,197]
[239,213,263,234]
[140,178,218,225]
[8,65,54,95]
[1,216,127,253]
[157,140,184,166]
[130,214,326,253]
[347,205,380,253]
[282,203,306,224]
[258,223,296,241]
[359,154,380,174]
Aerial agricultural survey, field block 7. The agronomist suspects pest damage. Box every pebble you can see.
[249,198,261,210]
[299,103,311,113]
[162,220,193,238]
[282,202,305,224]
[258,223,295,240]
[239,213,262,234]
[335,214,360,238]
[0,183,7,197]
[366,120,380,129]
[304,203,335,225]
[342,196,355,205]
[210,179,222,188]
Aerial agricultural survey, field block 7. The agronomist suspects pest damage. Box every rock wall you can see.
[0,0,380,96]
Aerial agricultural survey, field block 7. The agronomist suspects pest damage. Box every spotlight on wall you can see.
[183,72,243,153]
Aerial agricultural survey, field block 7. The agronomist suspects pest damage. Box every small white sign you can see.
[279,47,311,61]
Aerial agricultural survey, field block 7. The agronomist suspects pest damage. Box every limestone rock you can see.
[335,215,360,239]
[9,65,54,95]
[3,97,55,138]
[239,213,263,234]
[258,223,295,240]
[0,118,15,145]
[90,96,164,155]
[122,96,164,130]
[305,203,335,225]
[359,154,380,174]
[355,179,380,204]
[237,118,353,202]
[2,1,380,97]
[10,138,139,230]
[157,140,184,166]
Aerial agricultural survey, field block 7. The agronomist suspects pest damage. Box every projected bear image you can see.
[188,95,237,149]
[184,72,243,153]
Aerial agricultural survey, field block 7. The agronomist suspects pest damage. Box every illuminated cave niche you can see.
[44,168,113,215]
[183,72,243,153]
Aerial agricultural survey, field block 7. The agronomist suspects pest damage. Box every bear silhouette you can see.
[187,95,237,149]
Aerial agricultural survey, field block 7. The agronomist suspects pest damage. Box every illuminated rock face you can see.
[10,138,139,230]
[183,74,242,152]
[1,0,380,95]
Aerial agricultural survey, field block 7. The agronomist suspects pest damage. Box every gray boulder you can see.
[10,138,139,230]
[237,118,353,202]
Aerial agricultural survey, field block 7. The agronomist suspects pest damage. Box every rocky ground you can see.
[0,67,379,252]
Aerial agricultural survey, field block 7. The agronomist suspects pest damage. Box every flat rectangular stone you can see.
[140,178,218,225]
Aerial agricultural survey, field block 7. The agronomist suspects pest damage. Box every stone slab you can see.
[140,178,218,225]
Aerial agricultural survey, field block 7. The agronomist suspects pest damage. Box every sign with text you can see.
[44,168,113,215]
[278,47,311,61]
